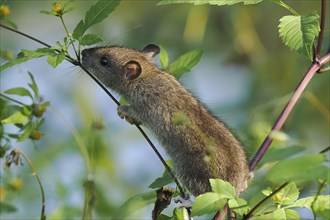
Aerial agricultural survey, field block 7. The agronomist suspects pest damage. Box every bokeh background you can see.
[1,0,329,219]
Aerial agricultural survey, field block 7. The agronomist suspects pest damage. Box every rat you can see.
[81,44,250,196]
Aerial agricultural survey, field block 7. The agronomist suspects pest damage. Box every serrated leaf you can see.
[273,182,299,206]
[278,12,320,60]
[0,48,56,71]
[158,0,263,6]
[79,34,103,46]
[47,52,66,68]
[266,153,329,183]
[159,45,169,70]
[4,87,32,98]
[251,208,299,220]
[288,196,315,209]
[169,49,202,79]
[1,111,29,124]
[210,179,235,198]
[84,0,120,30]
[228,198,249,216]
[112,191,156,219]
[310,195,330,219]
[192,192,228,216]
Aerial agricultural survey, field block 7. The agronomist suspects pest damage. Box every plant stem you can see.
[0,24,51,48]
[311,180,326,220]
[272,0,299,16]
[59,16,79,59]
[315,0,326,61]
[249,52,330,171]
[0,93,26,106]
[20,151,46,220]
[50,107,92,173]
[243,182,289,219]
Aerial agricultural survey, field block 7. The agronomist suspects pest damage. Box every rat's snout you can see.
[81,49,91,66]
[81,49,88,60]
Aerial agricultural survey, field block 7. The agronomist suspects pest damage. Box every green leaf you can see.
[39,10,56,16]
[149,171,173,189]
[72,20,86,40]
[260,145,305,166]
[311,195,330,219]
[149,160,174,188]
[17,121,34,142]
[47,52,66,68]
[266,154,329,183]
[158,0,263,6]
[251,208,299,220]
[192,192,228,216]
[84,0,121,31]
[278,12,320,60]
[1,17,18,30]
[159,207,190,220]
[289,195,330,218]
[0,48,56,71]
[4,87,32,98]
[288,196,315,209]
[210,179,235,198]
[159,45,169,70]
[228,198,249,216]
[169,49,203,79]
[27,72,39,98]
[112,191,156,219]
[79,34,103,46]
[1,111,29,124]
[273,182,299,206]
[0,201,17,213]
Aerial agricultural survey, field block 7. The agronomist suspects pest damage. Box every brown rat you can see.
[81,44,250,196]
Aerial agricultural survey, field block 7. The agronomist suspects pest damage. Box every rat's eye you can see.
[100,56,108,66]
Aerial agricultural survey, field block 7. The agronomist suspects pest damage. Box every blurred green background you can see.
[0,0,329,219]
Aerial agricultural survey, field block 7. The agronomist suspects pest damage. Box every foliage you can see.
[158,0,322,60]
[0,0,329,219]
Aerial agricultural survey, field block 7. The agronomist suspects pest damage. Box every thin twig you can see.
[20,151,46,220]
[311,180,327,220]
[0,23,51,48]
[0,93,26,106]
[243,182,289,220]
[315,0,326,61]
[249,52,330,171]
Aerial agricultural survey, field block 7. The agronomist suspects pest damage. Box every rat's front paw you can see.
[117,105,141,125]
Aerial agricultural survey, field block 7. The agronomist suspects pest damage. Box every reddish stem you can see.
[249,52,330,171]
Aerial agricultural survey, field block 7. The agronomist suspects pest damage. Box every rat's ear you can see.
[123,61,142,80]
[142,44,160,58]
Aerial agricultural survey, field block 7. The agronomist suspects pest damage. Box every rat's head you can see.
[81,44,160,92]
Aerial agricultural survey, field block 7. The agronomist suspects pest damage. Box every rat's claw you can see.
[117,105,141,125]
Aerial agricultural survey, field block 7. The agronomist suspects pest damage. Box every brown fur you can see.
[81,44,249,196]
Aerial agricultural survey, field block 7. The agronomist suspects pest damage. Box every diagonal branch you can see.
[249,52,330,171]
[315,0,326,61]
